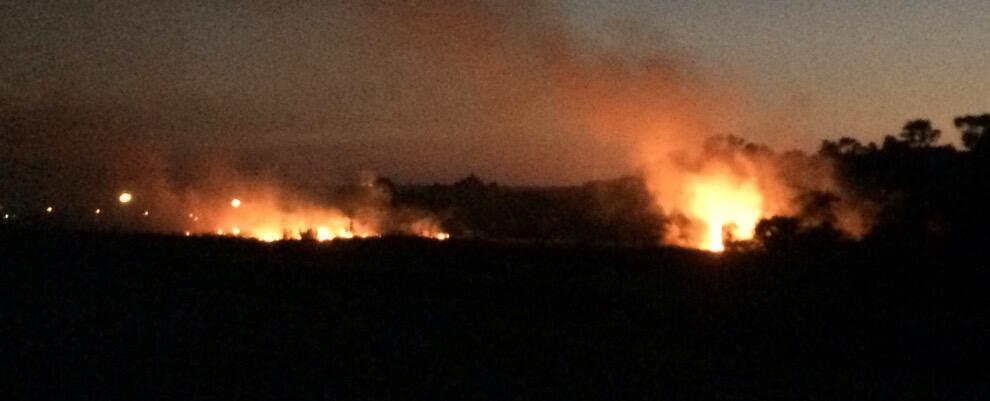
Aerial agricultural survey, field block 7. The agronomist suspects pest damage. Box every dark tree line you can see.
[395,175,664,246]
[816,114,990,249]
[391,113,990,252]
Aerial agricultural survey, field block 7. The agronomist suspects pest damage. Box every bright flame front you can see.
[684,174,763,252]
[177,192,449,244]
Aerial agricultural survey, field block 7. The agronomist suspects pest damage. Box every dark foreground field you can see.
[1,229,984,400]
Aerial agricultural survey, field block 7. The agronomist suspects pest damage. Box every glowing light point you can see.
[216,228,225,235]
[231,227,241,236]
[45,206,53,213]
[3,214,9,219]
[95,209,101,215]
[143,210,149,216]
[118,192,133,204]
[435,232,450,241]
[231,198,241,208]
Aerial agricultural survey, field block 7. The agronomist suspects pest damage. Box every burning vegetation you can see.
[1,1,984,254]
[0,168,451,243]
[643,136,871,252]
[173,179,451,243]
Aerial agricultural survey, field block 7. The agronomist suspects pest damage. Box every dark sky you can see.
[2,0,988,197]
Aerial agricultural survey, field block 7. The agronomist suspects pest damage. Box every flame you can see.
[41,176,450,244]
[253,228,283,243]
[684,173,763,252]
[174,188,447,243]
[315,226,354,241]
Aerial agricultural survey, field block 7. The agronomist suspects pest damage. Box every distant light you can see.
[3,214,8,219]
[188,213,195,219]
[45,206,53,213]
[231,198,241,208]
[143,210,149,216]
[118,192,133,204]
[231,227,241,236]
[216,228,225,235]
[435,232,450,241]
[95,209,101,215]
[184,231,191,237]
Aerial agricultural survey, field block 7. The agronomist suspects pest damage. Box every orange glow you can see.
[170,189,445,244]
[684,174,763,252]
[253,227,283,242]
[646,149,781,253]
[129,178,447,244]
[316,226,356,241]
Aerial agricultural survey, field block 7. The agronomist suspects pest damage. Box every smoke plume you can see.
[0,0,872,246]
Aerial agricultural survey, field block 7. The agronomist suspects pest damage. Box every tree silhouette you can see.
[819,137,875,157]
[954,114,990,152]
[899,119,940,148]
[754,216,800,249]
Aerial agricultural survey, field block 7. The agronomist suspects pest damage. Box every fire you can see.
[174,188,447,243]
[253,228,283,243]
[28,177,450,244]
[684,174,763,252]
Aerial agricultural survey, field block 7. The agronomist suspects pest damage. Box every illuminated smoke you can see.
[641,137,872,251]
[0,1,873,248]
[100,163,450,243]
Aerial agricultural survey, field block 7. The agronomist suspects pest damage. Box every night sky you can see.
[2,0,988,194]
